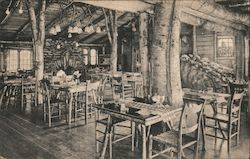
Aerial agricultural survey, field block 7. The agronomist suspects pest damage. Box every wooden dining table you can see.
[93,100,182,159]
[50,81,101,127]
[50,82,87,127]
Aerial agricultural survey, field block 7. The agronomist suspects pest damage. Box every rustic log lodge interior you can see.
[0,0,249,159]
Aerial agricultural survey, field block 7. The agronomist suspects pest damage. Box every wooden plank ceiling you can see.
[0,0,136,43]
[0,0,249,43]
[215,0,250,14]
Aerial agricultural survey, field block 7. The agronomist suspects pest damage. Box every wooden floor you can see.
[0,110,249,159]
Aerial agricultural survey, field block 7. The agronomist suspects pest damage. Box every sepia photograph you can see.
[0,0,249,158]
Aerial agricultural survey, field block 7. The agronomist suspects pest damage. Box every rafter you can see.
[45,2,73,30]
[14,2,56,40]
[0,0,18,25]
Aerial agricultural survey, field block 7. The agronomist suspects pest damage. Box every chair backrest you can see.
[229,91,245,117]
[229,82,246,96]
[21,77,36,94]
[41,80,61,104]
[179,97,205,135]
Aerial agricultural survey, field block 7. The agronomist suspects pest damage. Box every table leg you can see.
[0,86,7,109]
[69,93,73,127]
[201,115,206,151]
[100,115,112,159]
[141,124,147,159]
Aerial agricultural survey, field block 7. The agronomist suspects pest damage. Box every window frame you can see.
[3,48,33,72]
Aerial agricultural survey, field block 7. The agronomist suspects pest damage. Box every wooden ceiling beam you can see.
[74,0,153,13]
[229,2,250,7]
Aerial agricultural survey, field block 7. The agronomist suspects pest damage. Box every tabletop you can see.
[93,100,182,126]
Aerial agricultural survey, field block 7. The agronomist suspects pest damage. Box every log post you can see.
[151,0,183,107]
[167,6,183,107]
[235,33,245,80]
[27,0,46,106]
[139,12,149,97]
[111,10,118,74]
[151,3,168,98]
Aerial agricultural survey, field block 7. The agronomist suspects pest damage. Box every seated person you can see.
[56,69,66,78]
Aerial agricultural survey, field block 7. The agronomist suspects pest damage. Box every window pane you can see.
[6,50,18,72]
[20,50,32,70]
[90,49,97,65]
[83,49,88,65]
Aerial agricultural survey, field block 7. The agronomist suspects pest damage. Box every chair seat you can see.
[152,130,196,148]
[206,113,238,122]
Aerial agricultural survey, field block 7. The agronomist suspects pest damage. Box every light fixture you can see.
[55,24,61,33]
[89,25,95,33]
[68,33,72,38]
[56,43,61,49]
[75,42,79,47]
[5,8,10,15]
[18,0,23,14]
[84,26,90,33]
[49,27,57,35]
[5,0,12,15]
[96,26,101,33]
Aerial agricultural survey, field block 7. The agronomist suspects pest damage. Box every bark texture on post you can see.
[151,3,168,97]
[235,33,245,80]
[103,9,118,73]
[151,0,183,107]
[27,0,46,105]
[139,12,149,97]
[111,10,118,74]
[167,7,183,107]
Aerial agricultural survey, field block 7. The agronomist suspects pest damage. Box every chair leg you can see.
[131,121,135,152]
[148,135,153,159]
[228,123,232,153]
[236,120,240,145]
[43,104,46,122]
[194,142,199,159]
[177,149,182,159]
[48,105,52,127]
[109,130,113,159]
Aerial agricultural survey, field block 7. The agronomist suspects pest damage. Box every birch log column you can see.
[139,12,149,97]
[103,9,118,73]
[151,0,183,107]
[27,0,46,106]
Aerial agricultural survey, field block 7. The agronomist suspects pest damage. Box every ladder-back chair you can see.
[204,91,245,153]
[149,97,206,159]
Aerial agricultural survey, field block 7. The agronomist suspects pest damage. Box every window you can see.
[6,50,18,72]
[217,36,234,57]
[83,48,88,65]
[82,48,98,65]
[20,50,32,70]
[5,49,33,72]
[90,49,97,65]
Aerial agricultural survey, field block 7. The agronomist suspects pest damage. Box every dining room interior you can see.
[0,0,249,159]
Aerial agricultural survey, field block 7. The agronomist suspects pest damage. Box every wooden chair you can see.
[21,78,36,111]
[73,80,100,124]
[149,97,205,159]
[204,91,245,153]
[95,99,135,158]
[42,81,65,127]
